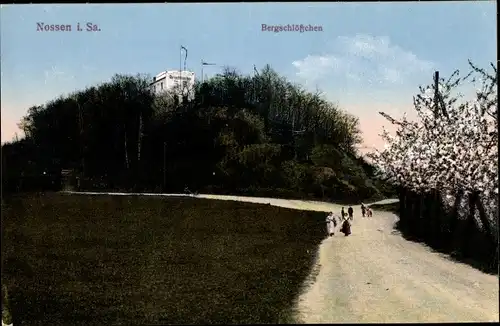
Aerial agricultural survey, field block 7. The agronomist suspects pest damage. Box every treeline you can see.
[2,65,393,201]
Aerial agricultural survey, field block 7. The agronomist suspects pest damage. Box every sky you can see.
[1,2,496,152]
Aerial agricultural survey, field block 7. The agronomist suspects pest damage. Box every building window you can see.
[161,82,163,90]
[182,81,188,88]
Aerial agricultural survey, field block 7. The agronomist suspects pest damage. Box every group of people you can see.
[361,203,373,218]
[325,206,352,237]
[325,203,373,237]
[341,206,354,220]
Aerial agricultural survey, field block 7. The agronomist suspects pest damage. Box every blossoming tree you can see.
[368,61,498,247]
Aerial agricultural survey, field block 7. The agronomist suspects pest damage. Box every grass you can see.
[1,192,326,325]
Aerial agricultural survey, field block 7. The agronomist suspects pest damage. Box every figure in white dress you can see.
[325,212,337,237]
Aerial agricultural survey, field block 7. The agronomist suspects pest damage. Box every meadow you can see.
[2,193,326,325]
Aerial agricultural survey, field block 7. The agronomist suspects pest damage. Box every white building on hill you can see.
[150,70,195,101]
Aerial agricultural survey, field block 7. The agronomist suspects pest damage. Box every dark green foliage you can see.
[3,66,393,200]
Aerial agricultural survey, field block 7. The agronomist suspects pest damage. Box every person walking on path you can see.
[361,203,366,217]
[325,212,337,237]
[340,211,352,236]
[348,206,354,221]
[341,207,346,220]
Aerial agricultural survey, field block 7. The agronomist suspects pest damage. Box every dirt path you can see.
[199,195,499,323]
[64,192,499,322]
[295,203,498,323]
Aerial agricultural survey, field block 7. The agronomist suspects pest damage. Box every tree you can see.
[7,63,387,203]
[368,61,498,262]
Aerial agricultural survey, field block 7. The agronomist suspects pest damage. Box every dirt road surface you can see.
[196,195,499,323]
[65,192,500,323]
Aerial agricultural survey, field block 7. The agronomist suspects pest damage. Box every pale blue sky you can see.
[1,2,496,150]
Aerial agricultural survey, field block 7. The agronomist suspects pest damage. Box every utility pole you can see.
[434,71,440,118]
[433,71,449,119]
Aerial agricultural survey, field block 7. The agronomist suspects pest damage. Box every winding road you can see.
[65,192,499,323]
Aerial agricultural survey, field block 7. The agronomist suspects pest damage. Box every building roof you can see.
[150,70,195,86]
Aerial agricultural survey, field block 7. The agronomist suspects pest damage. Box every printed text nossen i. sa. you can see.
[36,22,101,32]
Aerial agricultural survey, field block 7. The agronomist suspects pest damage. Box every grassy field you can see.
[2,193,326,325]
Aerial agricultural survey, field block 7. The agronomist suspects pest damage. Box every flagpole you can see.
[180,46,188,100]
[184,48,187,72]
[179,46,182,100]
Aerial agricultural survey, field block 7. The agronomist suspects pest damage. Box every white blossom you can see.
[368,62,498,236]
